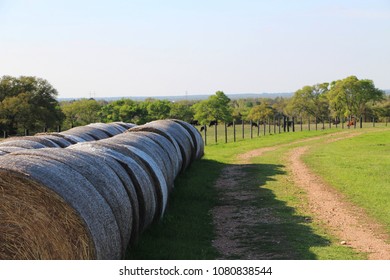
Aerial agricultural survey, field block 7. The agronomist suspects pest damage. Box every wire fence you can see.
[197,117,389,145]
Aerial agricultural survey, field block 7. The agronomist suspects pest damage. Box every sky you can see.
[1,0,389,98]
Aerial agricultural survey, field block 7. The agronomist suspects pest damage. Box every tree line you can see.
[1,75,389,136]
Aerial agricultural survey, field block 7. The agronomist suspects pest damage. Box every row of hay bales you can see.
[0,122,135,154]
[0,119,203,259]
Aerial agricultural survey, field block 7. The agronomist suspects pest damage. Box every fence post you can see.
[257,120,260,136]
[215,123,218,143]
[203,125,207,146]
[250,120,253,139]
[224,123,227,143]
[233,120,236,142]
[242,120,244,139]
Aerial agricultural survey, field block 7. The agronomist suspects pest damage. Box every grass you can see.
[126,124,389,260]
[303,128,390,233]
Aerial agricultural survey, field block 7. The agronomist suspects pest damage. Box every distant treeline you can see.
[1,75,389,136]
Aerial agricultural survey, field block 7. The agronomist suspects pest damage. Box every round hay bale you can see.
[58,133,87,143]
[63,126,111,141]
[128,126,183,173]
[65,143,140,245]
[0,140,47,149]
[34,134,72,148]
[104,133,174,191]
[12,148,133,256]
[172,119,204,160]
[0,154,122,259]
[124,145,168,220]
[69,142,156,232]
[126,130,181,180]
[0,146,30,153]
[0,136,60,148]
[142,120,195,171]
[87,123,123,137]
[113,122,137,130]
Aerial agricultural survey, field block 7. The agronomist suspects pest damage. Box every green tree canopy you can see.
[0,75,64,134]
[192,91,233,124]
[61,99,102,127]
[247,101,275,121]
[290,83,330,120]
[327,76,385,118]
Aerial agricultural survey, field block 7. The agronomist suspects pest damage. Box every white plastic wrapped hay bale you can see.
[9,148,133,258]
[172,119,204,160]
[139,120,195,171]
[69,142,157,233]
[87,123,124,137]
[127,125,184,173]
[125,130,182,184]
[0,153,122,259]
[103,133,174,191]
[60,126,110,141]
[66,142,141,245]
[0,140,47,149]
[34,133,74,148]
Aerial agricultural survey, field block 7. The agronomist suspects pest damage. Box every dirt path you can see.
[212,131,390,259]
[288,146,390,260]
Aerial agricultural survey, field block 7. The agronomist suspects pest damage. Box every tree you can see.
[61,99,102,127]
[290,83,330,121]
[192,91,233,124]
[0,75,64,134]
[169,100,195,122]
[99,99,143,124]
[327,76,385,120]
[247,101,274,121]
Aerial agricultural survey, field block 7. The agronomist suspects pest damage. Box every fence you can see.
[198,117,388,145]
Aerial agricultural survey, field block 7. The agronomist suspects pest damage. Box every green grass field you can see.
[127,124,389,260]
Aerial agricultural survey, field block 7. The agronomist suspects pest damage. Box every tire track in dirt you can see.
[288,146,390,260]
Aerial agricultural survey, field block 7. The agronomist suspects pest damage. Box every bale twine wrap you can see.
[103,133,174,191]
[0,154,121,259]
[10,148,133,257]
[0,146,28,154]
[113,122,137,130]
[0,136,60,148]
[0,140,47,149]
[66,143,140,244]
[69,142,157,232]
[60,126,110,141]
[86,123,125,137]
[100,138,169,220]
[34,133,73,148]
[127,125,184,173]
[125,130,182,182]
[138,120,195,171]
[172,119,204,160]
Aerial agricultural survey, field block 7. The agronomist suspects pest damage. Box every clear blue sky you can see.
[1,0,389,98]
